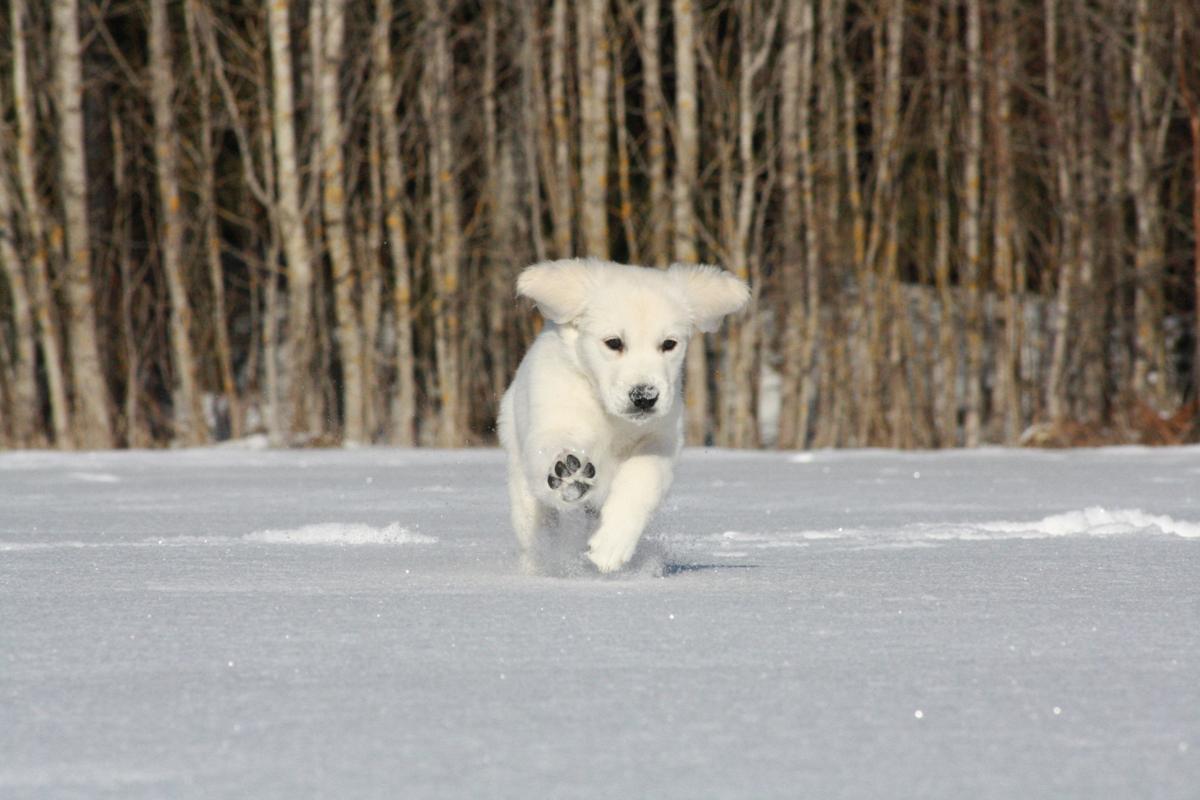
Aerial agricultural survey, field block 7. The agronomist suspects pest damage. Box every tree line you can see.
[0,0,1198,450]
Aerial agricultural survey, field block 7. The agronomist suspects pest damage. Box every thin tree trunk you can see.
[316,0,366,443]
[727,0,777,448]
[777,0,804,449]
[991,0,1021,442]
[931,0,958,447]
[424,0,464,446]
[841,20,870,445]
[374,0,416,446]
[484,0,512,406]
[813,0,842,449]
[550,0,573,257]
[1102,0,1131,423]
[150,0,206,445]
[1130,0,1169,409]
[493,143,520,402]
[1179,1,1200,399]
[674,0,706,444]
[307,0,329,437]
[110,110,146,447]
[856,0,905,445]
[614,57,640,264]
[716,124,737,445]
[1076,4,1103,423]
[642,0,669,265]
[0,123,38,445]
[361,119,384,439]
[520,2,549,263]
[796,0,821,449]
[961,0,984,446]
[13,0,71,448]
[53,0,113,449]
[1045,0,1077,427]
[879,0,913,447]
[184,0,242,440]
[255,40,284,446]
[577,0,610,258]
[268,0,315,439]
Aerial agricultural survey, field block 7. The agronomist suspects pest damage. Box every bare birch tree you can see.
[550,0,573,257]
[1045,0,1076,428]
[150,0,206,445]
[0,1,1196,450]
[1130,0,1172,409]
[990,0,1021,442]
[0,118,38,445]
[268,0,316,439]
[184,0,241,440]
[1179,0,1200,397]
[316,0,367,443]
[423,0,464,446]
[673,0,707,444]
[642,0,670,266]
[374,0,416,445]
[577,0,611,258]
[961,0,984,446]
[53,0,113,448]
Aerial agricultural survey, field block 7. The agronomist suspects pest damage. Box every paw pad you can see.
[547,452,596,502]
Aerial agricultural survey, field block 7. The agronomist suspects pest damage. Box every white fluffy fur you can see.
[498,259,750,574]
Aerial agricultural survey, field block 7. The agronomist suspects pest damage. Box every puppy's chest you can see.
[606,428,655,460]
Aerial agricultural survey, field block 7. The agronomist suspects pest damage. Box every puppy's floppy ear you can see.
[668,263,750,333]
[516,259,595,324]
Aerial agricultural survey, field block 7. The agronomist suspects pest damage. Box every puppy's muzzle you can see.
[629,385,659,411]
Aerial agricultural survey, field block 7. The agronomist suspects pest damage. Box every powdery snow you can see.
[714,506,1200,550]
[1,445,1198,799]
[243,522,436,546]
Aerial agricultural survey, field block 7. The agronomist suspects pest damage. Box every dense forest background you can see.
[0,0,1198,450]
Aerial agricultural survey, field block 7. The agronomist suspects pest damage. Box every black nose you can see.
[630,385,659,410]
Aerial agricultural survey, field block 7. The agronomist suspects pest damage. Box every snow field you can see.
[1,445,1198,798]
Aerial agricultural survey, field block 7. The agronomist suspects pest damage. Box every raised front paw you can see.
[547,452,596,503]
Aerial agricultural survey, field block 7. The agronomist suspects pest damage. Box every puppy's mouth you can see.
[623,407,658,422]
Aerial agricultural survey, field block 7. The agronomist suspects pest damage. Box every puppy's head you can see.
[517,259,749,424]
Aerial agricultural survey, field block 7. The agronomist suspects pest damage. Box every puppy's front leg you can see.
[587,452,675,573]
[522,430,603,510]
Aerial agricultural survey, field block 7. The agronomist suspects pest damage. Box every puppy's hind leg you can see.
[508,467,539,550]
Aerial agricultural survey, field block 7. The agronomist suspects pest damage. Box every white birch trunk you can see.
[673,0,707,444]
[53,0,113,448]
[184,0,241,440]
[373,0,416,446]
[777,0,804,449]
[1130,0,1169,408]
[796,0,820,449]
[550,0,573,257]
[424,0,464,446]
[577,0,610,258]
[13,0,71,447]
[642,0,669,266]
[150,0,206,445]
[317,0,366,443]
[0,136,38,444]
[962,0,985,445]
[268,0,315,439]
[931,2,957,446]
[1046,0,1077,426]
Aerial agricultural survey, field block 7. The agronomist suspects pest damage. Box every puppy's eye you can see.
[661,339,678,352]
[604,337,624,352]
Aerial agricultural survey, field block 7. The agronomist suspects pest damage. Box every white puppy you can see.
[497,259,749,574]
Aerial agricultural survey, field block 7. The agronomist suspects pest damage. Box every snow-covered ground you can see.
[1,444,1198,799]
